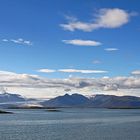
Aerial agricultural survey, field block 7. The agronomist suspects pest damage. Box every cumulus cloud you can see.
[62,39,102,46]
[38,69,56,73]
[104,48,119,51]
[2,38,32,46]
[58,69,108,74]
[60,8,132,32]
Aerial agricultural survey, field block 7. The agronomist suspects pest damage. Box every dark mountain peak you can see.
[41,93,92,107]
[63,93,71,97]
[64,93,86,98]
[0,92,26,103]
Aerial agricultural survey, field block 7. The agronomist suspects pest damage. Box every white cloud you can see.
[2,39,8,42]
[93,60,101,64]
[131,70,140,75]
[60,8,132,32]
[10,38,32,46]
[97,8,129,28]
[0,70,140,98]
[58,69,108,74]
[104,48,119,51]
[38,69,56,73]
[2,38,32,46]
[63,39,101,46]
[37,68,107,74]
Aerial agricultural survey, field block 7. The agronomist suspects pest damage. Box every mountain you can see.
[0,92,27,108]
[0,92,44,109]
[41,93,140,108]
[91,94,140,108]
[0,92,26,103]
[41,93,92,107]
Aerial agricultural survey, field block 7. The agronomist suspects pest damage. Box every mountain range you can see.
[1,92,140,108]
[41,93,140,108]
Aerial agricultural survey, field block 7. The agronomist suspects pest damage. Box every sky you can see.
[0,0,140,98]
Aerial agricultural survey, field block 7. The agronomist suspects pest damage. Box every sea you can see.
[0,108,140,140]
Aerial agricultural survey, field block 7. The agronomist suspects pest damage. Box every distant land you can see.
[1,92,140,109]
[0,92,39,108]
[0,92,26,103]
[0,110,13,114]
[41,93,140,108]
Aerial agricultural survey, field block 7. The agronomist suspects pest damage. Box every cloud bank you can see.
[0,70,140,98]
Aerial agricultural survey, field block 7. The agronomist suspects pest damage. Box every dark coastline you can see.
[0,110,13,114]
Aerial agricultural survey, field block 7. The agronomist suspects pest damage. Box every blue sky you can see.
[0,0,140,98]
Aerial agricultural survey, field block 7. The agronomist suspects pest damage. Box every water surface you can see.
[0,108,140,140]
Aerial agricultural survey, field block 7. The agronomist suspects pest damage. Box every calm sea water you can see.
[0,108,140,140]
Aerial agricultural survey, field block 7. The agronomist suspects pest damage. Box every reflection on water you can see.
[0,108,140,140]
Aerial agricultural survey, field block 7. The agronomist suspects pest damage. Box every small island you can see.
[45,107,61,112]
[0,110,13,114]
[46,109,61,112]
